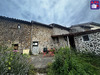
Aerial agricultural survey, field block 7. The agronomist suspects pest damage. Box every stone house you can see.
[31,22,70,55]
[0,16,70,55]
[52,27,100,55]
[0,16,100,55]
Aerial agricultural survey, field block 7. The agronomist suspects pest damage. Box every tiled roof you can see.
[70,22,100,28]
[50,23,70,31]
[31,21,52,28]
[0,16,52,28]
[0,16,31,24]
[51,29,100,37]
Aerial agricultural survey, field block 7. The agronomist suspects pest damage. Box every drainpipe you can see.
[30,21,33,54]
[67,36,70,48]
[18,24,21,53]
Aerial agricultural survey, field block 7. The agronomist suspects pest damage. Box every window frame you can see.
[52,37,59,43]
[33,41,38,46]
[82,35,89,41]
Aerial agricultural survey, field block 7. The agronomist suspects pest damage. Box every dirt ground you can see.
[30,54,54,75]
[30,54,54,69]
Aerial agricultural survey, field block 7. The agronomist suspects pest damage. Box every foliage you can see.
[48,47,98,75]
[49,48,56,54]
[78,52,100,75]
[0,46,35,75]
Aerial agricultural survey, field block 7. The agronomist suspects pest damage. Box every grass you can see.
[78,53,100,74]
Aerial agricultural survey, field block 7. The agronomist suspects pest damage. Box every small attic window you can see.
[52,37,59,43]
[18,24,21,29]
[82,35,89,41]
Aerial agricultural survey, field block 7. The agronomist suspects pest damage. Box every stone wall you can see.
[70,26,86,33]
[0,17,70,54]
[53,27,69,35]
[58,36,68,48]
[31,24,53,53]
[0,18,31,53]
[74,32,100,54]
[52,27,69,49]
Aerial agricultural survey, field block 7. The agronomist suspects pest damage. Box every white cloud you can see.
[0,0,100,27]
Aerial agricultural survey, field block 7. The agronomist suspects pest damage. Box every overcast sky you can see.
[0,0,100,27]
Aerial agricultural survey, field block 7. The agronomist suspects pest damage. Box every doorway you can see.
[68,36,76,49]
[32,41,39,55]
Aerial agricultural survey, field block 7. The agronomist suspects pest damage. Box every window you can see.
[56,37,59,43]
[18,24,21,29]
[83,35,89,41]
[12,44,18,50]
[64,36,67,41]
[33,41,38,46]
[52,37,59,43]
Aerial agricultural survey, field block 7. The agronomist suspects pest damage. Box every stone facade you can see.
[31,24,53,53]
[0,17,31,53]
[53,27,69,35]
[70,26,87,33]
[1,16,100,55]
[52,26,69,49]
[74,32,100,54]
[0,16,70,54]
[57,36,69,48]
[31,23,70,54]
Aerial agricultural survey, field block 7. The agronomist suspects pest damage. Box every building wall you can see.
[74,32,100,54]
[58,36,68,48]
[70,27,86,33]
[53,27,69,35]
[0,18,31,53]
[52,27,69,49]
[52,36,69,49]
[0,17,70,54]
[31,24,54,53]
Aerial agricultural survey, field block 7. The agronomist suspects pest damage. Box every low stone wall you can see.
[74,32,100,55]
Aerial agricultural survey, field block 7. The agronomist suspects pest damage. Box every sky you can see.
[0,0,100,27]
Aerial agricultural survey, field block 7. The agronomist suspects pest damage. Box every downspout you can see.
[67,36,70,48]
[30,21,33,54]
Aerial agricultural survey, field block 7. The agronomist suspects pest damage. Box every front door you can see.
[32,41,39,55]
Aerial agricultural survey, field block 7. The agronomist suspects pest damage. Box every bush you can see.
[0,46,35,75]
[48,47,98,75]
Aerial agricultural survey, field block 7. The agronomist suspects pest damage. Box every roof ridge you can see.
[0,15,31,24]
[70,22,99,27]
[31,20,52,28]
[50,23,70,30]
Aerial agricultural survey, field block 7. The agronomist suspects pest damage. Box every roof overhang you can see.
[51,29,100,37]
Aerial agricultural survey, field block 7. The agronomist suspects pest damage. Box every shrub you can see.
[0,46,35,75]
[48,47,98,75]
